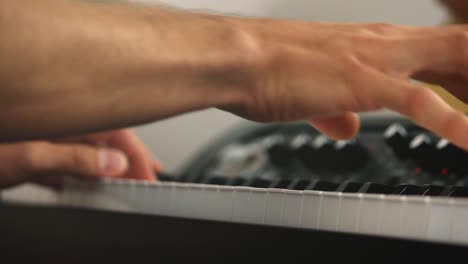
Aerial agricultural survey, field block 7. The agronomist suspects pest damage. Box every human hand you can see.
[0,129,161,189]
[439,0,468,22]
[222,20,468,150]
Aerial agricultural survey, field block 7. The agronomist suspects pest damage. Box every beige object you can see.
[426,84,468,113]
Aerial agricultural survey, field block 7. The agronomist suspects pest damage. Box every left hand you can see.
[0,129,161,189]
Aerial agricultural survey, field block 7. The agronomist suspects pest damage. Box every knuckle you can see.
[451,29,468,65]
[365,23,396,35]
[343,55,380,111]
[68,147,95,172]
[343,53,368,73]
[405,86,433,120]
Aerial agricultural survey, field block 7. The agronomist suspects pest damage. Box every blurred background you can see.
[128,0,450,173]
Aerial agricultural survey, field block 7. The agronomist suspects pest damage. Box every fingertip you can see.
[308,112,361,140]
[152,159,163,172]
[98,149,129,177]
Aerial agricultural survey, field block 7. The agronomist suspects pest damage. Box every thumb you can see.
[26,143,129,179]
[308,112,361,140]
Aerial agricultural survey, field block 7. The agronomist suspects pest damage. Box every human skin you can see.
[1,0,468,151]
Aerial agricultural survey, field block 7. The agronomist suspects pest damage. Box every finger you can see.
[372,74,468,151]
[308,112,361,140]
[394,25,468,73]
[152,158,163,173]
[23,142,129,178]
[105,130,156,181]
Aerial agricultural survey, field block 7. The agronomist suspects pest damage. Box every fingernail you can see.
[98,150,128,176]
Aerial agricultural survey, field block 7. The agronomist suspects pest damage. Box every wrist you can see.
[146,12,261,112]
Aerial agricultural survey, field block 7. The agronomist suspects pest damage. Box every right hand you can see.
[221,20,468,150]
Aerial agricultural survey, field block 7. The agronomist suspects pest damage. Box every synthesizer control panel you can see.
[178,115,468,197]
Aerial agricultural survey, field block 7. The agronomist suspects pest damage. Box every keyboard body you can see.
[2,113,468,258]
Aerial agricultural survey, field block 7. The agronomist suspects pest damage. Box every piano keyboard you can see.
[2,114,467,255]
[3,177,468,248]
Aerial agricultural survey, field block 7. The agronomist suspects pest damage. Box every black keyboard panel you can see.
[172,114,468,197]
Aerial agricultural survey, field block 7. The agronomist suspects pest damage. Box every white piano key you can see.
[265,189,286,226]
[10,184,59,206]
[83,178,114,211]
[244,188,268,225]
[77,180,111,210]
[301,190,322,230]
[187,184,208,219]
[427,198,453,243]
[451,199,468,244]
[401,196,430,240]
[156,182,174,216]
[60,179,79,207]
[125,179,140,211]
[66,179,92,208]
[114,179,139,211]
[146,181,163,215]
[199,184,226,221]
[212,186,235,222]
[191,184,215,220]
[281,190,304,227]
[170,183,189,218]
[137,181,159,215]
[337,193,361,233]
[319,192,341,231]
[167,182,178,215]
[232,187,253,224]
[187,184,205,219]
[89,178,121,212]
[380,195,404,238]
[174,184,203,218]
[358,194,384,236]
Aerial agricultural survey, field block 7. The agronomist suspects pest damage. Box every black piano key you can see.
[448,187,468,198]
[336,182,363,193]
[228,177,247,187]
[358,182,394,194]
[419,185,444,196]
[392,184,420,195]
[290,178,311,190]
[307,180,340,192]
[204,177,229,185]
[440,186,468,197]
[158,173,176,182]
[249,178,274,188]
[271,179,293,189]
[386,175,403,186]
[189,175,206,184]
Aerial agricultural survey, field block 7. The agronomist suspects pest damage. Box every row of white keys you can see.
[426,197,468,245]
[451,199,468,244]
[59,178,134,212]
[55,179,468,247]
[1,184,59,206]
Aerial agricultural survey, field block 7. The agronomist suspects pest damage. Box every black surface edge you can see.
[1,201,466,260]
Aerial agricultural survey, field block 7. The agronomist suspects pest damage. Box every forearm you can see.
[0,0,251,141]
